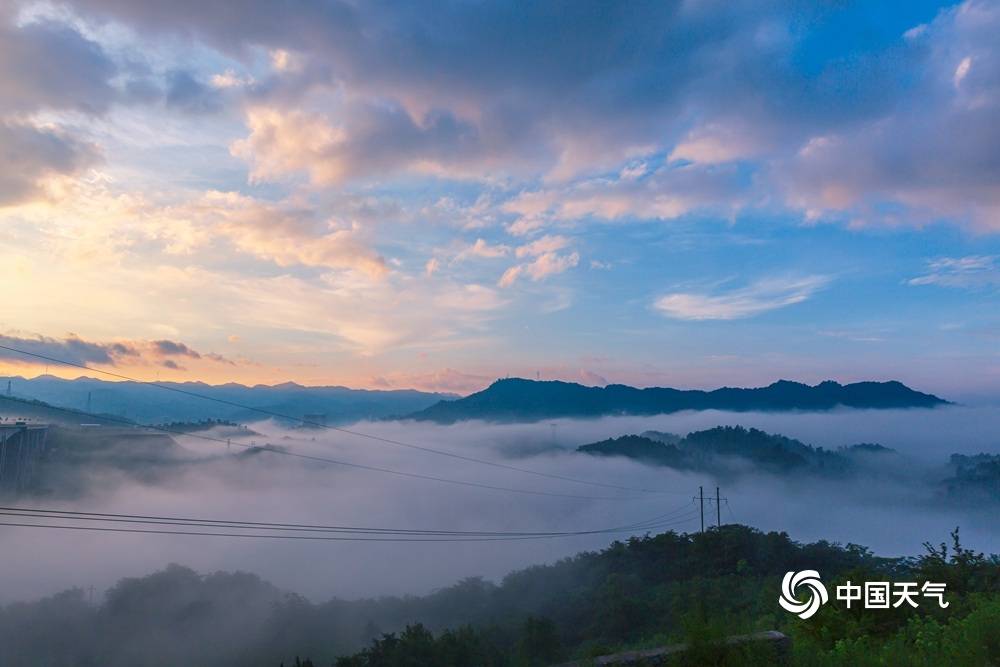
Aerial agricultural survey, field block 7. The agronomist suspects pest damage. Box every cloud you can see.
[154,267,509,356]
[377,368,493,394]
[0,175,510,362]
[668,123,765,165]
[457,238,510,260]
[230,107,346,185]
[514,235,569,258]
[0,12,117,206]
[5,0,1000,396]
[654,276,831,320]
[908,255,1000,289]
[60,0,800,183]
[496,265,523,288]
[503,163,751,233]
[0,333,234,369]
[778,1,1000,229]
[818,329,886,344]
[231,104,492,186]
[164,70,224,114]
[0,121,100,206]
[433,284,507,312]
[953,55,972,88]
[210,69,254,90]
[498,251,579,288]
[0,403,996,613]
[498,235,579,287]
[151,340,202,358]
[525,252,580,280]
[0,16,117,115]
[578,369,608,386]
[161,191,388,277]
[0,333,121,366]
[20,0,994,233]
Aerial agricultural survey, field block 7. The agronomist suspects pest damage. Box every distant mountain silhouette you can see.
[405,378,948,423]
[2,375,454,425]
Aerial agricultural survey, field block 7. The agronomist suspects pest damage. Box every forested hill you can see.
[405,378,948,424]
[0,525,996,666]
[577,426,892,477]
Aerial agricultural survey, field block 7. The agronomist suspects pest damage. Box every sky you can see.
[1,0,999,398]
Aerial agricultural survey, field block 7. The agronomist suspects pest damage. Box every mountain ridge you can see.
[1,375,454,425]
[405,377,949,423]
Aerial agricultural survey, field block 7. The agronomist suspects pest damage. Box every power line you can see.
[0,395,640,501]
[0,511,701,539]
[0,521,593,542]
[716,486,721,528]
[0,517,700,542]
[0,507,701,543]
[0,344,689,496]
[0,501,698,538]
[725,498,737,525]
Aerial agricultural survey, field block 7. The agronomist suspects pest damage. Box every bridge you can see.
[0,421,49,493]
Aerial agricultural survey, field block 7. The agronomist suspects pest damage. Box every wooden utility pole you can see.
[716,487,721,528]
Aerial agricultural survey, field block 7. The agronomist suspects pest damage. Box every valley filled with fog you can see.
[2,404,996,604]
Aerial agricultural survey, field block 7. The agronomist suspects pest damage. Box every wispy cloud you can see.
[908,255,1000,289]
[654,276,831,320]
[817,329,887,343]
[456,238,510,260]
[514,235,570,258]
[499,252,579,288]
[497,235,580,288]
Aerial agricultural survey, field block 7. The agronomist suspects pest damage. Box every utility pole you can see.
[698,486,704,533]
[716,486,721,528]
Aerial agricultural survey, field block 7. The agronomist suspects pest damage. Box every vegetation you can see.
[1,526,994,666]
[943,454,1000,503]
[317,528,1000,666]
[577,426,893,477]
[152,418,245,432]
[407,378,948,423]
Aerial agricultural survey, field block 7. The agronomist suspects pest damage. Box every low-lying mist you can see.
[1,405,997,606]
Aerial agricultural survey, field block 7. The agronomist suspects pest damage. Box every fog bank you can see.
[0,405,996,604]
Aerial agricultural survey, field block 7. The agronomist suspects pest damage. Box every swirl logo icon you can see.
[779,570,829,619]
